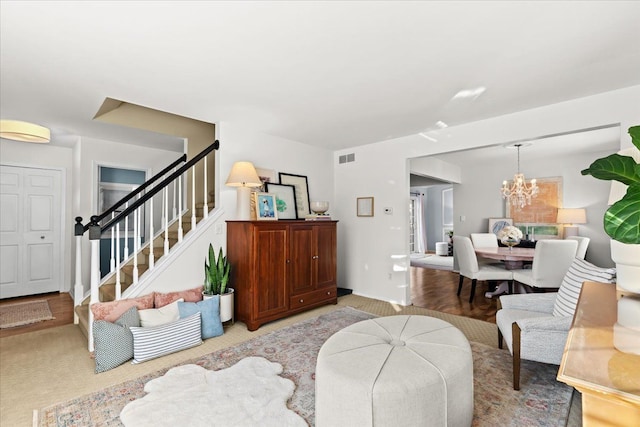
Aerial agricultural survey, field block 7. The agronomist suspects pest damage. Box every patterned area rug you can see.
[0,300,55,329]
[38,307,572,426]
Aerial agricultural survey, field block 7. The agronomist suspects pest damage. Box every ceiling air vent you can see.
[339,153,356,164]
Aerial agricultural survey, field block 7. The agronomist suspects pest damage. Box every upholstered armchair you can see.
[496,258,616,390]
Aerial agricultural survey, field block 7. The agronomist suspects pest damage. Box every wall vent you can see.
[339,153,356,164]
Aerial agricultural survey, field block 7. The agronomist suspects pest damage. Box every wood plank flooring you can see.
[0,266,497,338]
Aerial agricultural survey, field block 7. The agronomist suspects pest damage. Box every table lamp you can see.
[225,161,262,220]
[557,208,587,238]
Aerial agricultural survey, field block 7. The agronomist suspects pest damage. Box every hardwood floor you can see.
[0,292,74,338]
[0,266,496,338]
[410,266,498,323]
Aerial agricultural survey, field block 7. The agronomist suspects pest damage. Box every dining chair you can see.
[470,233,498,248]
[566,236,590,260]
[511,240,578,290]
[453,236,514,303]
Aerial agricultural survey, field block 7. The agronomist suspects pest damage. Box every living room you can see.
[1,2,639,426]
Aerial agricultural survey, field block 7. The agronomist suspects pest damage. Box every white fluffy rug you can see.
[120,357,306,427]
[410,253,454,271]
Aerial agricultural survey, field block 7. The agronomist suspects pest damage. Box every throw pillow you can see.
[154,286,204,308]
[91,293,155,323]
[130,312,202,363]
[93,306,140,373]
[178,296,223,339]
[553,258,616,317]
[138,298,183,327]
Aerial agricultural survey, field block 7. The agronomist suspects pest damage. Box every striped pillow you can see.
[130,312,202,364]
[553,258,616,317]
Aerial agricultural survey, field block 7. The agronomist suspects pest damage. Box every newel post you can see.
[88,216,101,352]
[73,217,84,324]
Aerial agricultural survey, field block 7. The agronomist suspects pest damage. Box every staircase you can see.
[74,142,219,350]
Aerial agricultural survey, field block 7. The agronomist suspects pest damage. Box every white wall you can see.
[0,139,75,294]
[334,86,640,305]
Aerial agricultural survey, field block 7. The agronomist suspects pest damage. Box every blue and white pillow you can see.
[553,258,616,317]
[130,312,202,364]
[93,306,140,373]
[178,296,223,339]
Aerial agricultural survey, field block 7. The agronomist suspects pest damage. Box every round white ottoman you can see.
[435,242,449,256]
[315,315,473,427]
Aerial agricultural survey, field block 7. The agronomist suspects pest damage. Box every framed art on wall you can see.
[357,197,374,217]
[488,218,513,236]
[253,193,278,220]
[265,183,298,219]
[279,172,310,218]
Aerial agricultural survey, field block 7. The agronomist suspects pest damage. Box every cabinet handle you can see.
[312,255,319,259]
[299,299,304,303]
[286,259,290,263]
[327,291,331,295]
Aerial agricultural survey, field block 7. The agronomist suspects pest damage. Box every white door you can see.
[0,165,62,298]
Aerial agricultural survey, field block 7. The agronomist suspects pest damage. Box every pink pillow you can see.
[91,293,155,322]
[154,286,203,308]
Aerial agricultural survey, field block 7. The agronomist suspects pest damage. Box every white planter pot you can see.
[610,240,640,293]
[219,288,234,323]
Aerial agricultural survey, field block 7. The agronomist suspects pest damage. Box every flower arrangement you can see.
[497,225,523,242]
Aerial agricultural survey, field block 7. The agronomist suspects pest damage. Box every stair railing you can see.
[74,140,219,350]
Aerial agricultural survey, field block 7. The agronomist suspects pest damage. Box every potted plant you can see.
[581,125,640,291]
[204,243,234,322]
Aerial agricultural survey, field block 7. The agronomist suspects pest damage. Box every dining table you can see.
[474,246,536,298]
[474,246,535,270]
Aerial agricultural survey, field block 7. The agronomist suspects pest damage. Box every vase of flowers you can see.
[497,225,523,250]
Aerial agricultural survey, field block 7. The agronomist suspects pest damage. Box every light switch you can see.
[384,207,393,215]
[460,215,466,222]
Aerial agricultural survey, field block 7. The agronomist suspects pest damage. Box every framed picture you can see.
[488,218,513,236]
[255,167,276,192]
[253,193,278,220]
[506,176,562,223]
[265,183,298,219]
[279,172,310,218]
[357,197,374,217]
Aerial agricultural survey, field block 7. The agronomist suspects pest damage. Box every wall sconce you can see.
[225,161,262,220]
[0,120,50,143]
[557,208,587,238]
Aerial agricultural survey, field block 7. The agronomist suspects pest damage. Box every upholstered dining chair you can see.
[566,236,590,260]
[511,239,578,290]
[470,233,499,248]
[453,236,513,303]
[496,258,616,390]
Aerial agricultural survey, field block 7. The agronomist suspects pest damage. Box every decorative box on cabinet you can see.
[226,220,338,331]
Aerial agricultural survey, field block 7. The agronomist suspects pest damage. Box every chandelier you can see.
[500,143,538,209]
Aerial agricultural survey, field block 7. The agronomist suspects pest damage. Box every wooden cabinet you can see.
[227,220,337,331]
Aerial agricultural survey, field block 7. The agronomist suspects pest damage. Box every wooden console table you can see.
[557,281,640,426]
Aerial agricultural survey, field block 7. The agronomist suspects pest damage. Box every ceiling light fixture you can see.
[500,143,538,208]
[435,121,448,129]
[418,132,438,142]
[452,86,486,100]
[0,120,50,143]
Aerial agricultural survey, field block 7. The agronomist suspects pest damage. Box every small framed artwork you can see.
[253,193,278,220]
[488,218,513,236]
[265,183,298,219]
[279,172,311,218]
[357,197,374,217]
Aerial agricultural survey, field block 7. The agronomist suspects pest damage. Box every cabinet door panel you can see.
[254,228,288,318]
[316,224,337,288]
[289,225,314,296]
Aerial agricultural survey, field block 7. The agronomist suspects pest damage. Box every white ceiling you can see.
[1,1,640,152]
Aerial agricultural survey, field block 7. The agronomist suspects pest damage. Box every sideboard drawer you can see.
[289,287,336,310]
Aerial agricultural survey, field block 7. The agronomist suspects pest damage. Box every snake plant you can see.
[204,244,231,295]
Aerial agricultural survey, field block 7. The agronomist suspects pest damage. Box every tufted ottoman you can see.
[315,315,473,427]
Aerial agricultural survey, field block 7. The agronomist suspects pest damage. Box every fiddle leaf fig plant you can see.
[581,126,640,244]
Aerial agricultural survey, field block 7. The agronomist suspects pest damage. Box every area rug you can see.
[410,253,454,271]
[38,307,572,427]
[0,300,55,329]
[120,357,306,427]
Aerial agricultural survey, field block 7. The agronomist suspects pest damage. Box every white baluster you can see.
[123,202,129,259]
[132,208,139,285]
[73,233,83,324]
[89,232,100,352]
[164,186,169,256]
[191,165,196,230]
[172,169,177,220]
[178,174,183,242]
[203,156,208,218]
[115,223,121,300]
[110,213,115,272]
[137,193,142,249]
[148,196,155,269]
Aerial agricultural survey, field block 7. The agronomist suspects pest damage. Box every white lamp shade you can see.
[225,161,262,187]
[557,208,587,225]
[0,120,50,143]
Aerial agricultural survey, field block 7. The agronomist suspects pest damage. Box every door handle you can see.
[40,236,45,239]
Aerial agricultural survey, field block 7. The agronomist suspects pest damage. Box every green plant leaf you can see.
[630,126,640,151]
[581,153,640,185]
[604,183,640,244]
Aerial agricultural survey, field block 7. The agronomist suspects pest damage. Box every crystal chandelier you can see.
[500,143,539,209]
